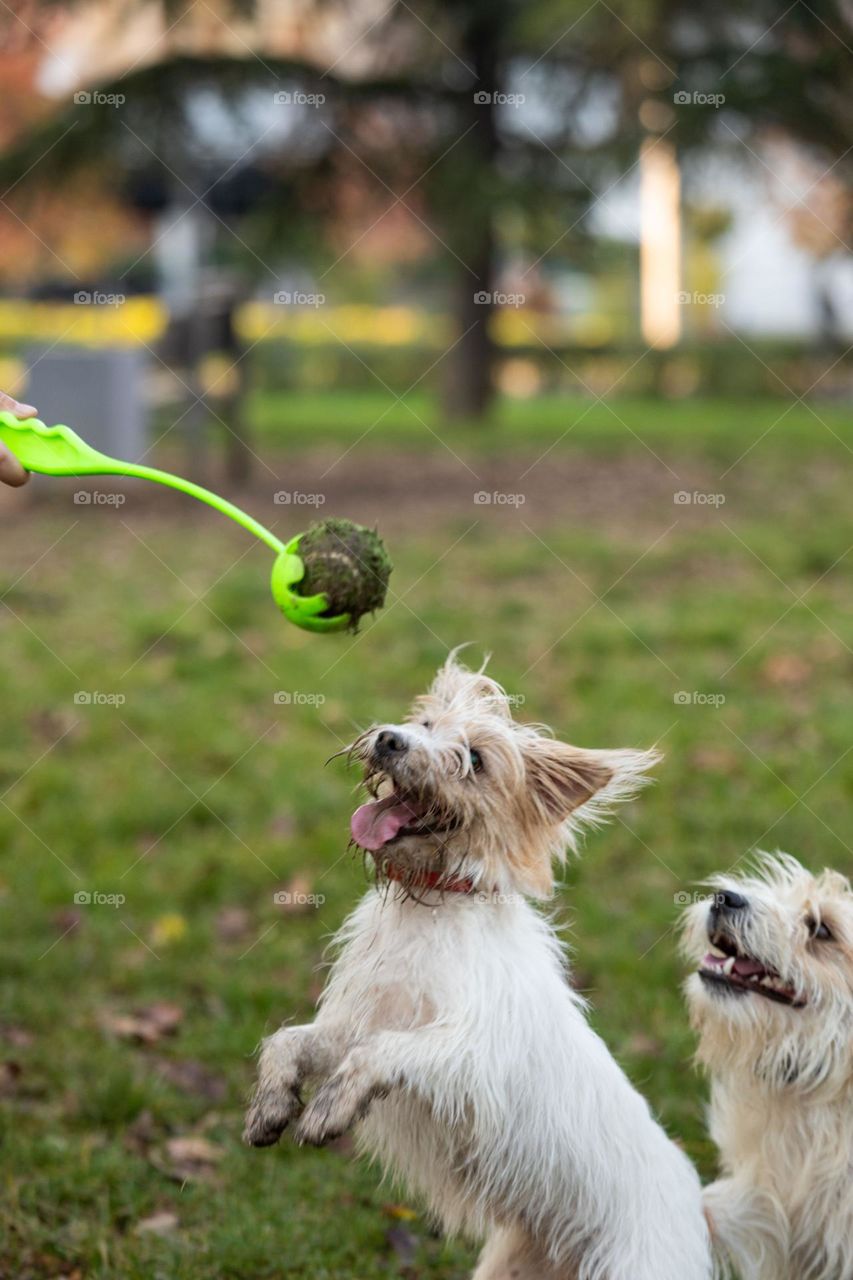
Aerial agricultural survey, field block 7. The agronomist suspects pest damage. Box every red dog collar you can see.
[384,863,477,895]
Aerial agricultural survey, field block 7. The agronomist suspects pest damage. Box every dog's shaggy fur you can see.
[245,655,712,1280]
[683,852,853,1280]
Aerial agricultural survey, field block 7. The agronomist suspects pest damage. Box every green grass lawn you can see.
[2,391,853,1278]
[249,387,853,462]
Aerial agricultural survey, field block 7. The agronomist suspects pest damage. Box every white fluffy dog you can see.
[683,853,853,1280]
[245,656,712,1280]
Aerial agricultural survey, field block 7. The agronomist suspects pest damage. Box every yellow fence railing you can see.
[0,297,615,352]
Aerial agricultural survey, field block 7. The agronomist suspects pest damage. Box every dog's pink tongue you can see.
[732,956,768,978]
[351,796,420,851]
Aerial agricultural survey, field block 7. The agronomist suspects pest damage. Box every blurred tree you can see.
[1,0,849,438]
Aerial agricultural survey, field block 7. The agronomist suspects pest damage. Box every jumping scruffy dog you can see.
[245,656,711,1280]
[683,853,853,1280]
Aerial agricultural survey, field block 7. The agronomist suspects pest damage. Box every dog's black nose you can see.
[376,730,407,756]
[711,889,749,917]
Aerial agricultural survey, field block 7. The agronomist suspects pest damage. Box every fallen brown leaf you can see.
[761,653,811,687]
[689,746,739,775]
[268,810,297,839]
[274,873,318,915]
[50,909,82,937]
[386,1224,418,1264]
[134,1210,179,1236]
[622,1033,663,1058]
[214,906,252,943]
[0,1060,21,1096]
[28,709,81,743]
[155,1135,224,1183]
[0,1024,34,1048]
[151,1056,228,1102]
[100,1002,184,1045]
[123,1108,160,1156]
[27,1257,82,1280]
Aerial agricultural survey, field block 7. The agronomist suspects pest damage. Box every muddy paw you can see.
[294,1067,385,1148]
[243,1085,302,1148]
[292,1081,346,1148]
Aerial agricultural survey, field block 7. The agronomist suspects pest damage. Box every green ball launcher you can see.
[0,411,391,634]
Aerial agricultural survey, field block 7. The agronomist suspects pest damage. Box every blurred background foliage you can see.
[1,2,852,1277]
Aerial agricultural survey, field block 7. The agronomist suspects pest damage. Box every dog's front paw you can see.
[243,1084,302,1148]
[294,1059,386,1148]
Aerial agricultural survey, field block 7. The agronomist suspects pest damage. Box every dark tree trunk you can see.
[442,229,496,421]
[223,383,252,488]
[218,290,252,488]
[441,8,500,423]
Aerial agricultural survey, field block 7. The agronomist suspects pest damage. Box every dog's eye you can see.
[420,720,431,730]
[469,748,483,773]
[807,915,833,942]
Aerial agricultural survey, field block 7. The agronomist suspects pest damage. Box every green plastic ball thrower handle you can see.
[0,411,350,633]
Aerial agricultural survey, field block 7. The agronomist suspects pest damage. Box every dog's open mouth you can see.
[699,931,805,1007]
[350,792,456,851]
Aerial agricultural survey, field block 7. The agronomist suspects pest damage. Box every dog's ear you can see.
[525,740,659,824]
[525,740,614,821]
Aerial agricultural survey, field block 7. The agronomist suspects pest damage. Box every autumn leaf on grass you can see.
[51,908,82,937]
[150,913,188,948]
[100,1002,184,1045]
[383,1204,419,1222]
[622,1032,663,1058]
[134,1210,179,1236]
[689,746,739,775]
[761,653,812,687]
[0,1024,34,1048]
[267,810,296,840]
[26,1256,82,1279]
[386,1224,418,1265]
[150,1056,228,1102]
[214,905,252,943]
[274,873,323,916]
[29,708,82,743]
[0,1060,21,1096]
[153,1135,224,1183]
[124,1108,160,1156]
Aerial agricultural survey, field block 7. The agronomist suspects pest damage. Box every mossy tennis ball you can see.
[295,518,392,631]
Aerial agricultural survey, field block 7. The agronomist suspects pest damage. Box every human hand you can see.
[0,391,37,487]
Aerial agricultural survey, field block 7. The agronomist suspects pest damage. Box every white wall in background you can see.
[593,153,853,340]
